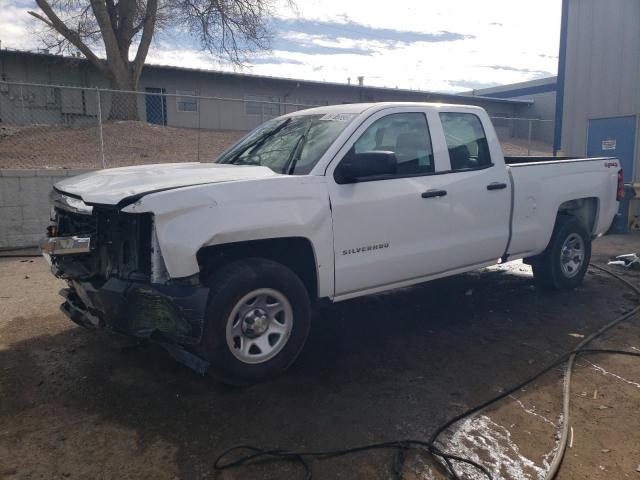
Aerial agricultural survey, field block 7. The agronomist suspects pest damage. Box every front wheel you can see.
[199,258,311,385]
[531,215,591,290]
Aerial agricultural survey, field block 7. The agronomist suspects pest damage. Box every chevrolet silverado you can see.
[41,103,623,384]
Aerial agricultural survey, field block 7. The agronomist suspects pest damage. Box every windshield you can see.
[216,113,356,175]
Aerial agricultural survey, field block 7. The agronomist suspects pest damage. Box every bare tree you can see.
[28,0,277,119]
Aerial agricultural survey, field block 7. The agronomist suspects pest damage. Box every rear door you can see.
[327,107,453,298]
[433,111,511,268]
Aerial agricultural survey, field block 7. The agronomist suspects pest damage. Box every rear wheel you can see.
[199,258,311,385]
[531,216,591,290]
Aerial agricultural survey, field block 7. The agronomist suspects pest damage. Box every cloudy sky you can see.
[1,0,562,93]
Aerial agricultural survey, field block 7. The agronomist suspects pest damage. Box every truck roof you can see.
[286,102,485,117]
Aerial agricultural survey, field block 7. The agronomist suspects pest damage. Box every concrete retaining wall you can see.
[0,169,91,249]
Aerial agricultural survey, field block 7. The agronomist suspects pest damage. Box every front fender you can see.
[123,176,335,298]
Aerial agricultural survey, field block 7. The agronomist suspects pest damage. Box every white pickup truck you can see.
[42,102,623,384]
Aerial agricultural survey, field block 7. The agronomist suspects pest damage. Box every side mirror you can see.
[335,151,397,184]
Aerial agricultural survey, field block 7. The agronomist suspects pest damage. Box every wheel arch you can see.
[524,198,597,266]
[196,237,321,300]
[557,197,600,235]
[529,214,592,290]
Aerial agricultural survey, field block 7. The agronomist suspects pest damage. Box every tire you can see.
[531,215,591,290]
[198,258,311,385]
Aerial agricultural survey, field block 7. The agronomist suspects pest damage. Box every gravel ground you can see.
[1,234,639,480]
[0,121,551,170]
[500,138,553,156]
[0,122,245,170]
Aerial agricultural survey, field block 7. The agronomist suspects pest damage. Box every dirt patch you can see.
[0,121,245,170]
[0,234,639,479]
[0,121,552,170]
[501,138,553,156]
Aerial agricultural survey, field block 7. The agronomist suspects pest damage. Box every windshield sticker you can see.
[319,113,356,122]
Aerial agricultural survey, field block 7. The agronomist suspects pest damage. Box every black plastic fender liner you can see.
[60,289,101,329]
[61,277,210,346]
[159,341,210,375]
[60,281,213,374]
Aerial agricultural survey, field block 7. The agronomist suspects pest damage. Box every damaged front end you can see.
[41,190,210,373]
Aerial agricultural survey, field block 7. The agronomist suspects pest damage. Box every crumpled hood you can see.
[54,163,278,206]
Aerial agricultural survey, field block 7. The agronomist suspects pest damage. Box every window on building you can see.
[350,112,435,176]
[245,95,281,116]
[176,90,197,112]
[439,112,492,171]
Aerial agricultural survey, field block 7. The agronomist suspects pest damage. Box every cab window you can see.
[439,112,492,171]
[353,112,435,176]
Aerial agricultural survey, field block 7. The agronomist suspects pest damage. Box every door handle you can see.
[421,189,447,198]
[486,182,508,191]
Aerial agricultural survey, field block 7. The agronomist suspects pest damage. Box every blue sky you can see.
[1,0,562,92]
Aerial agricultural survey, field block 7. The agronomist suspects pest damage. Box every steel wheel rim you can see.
[225,288,293,364]
[560,233,585,278]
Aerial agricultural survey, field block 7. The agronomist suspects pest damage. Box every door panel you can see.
[327,109,452,297]
[438,167,511,268]
[330,176,452,296]
[587,116,636,181]
[436,111,511,268]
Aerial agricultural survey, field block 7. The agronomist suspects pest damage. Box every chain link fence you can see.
[491,116,554,156]
[0,81,317,170]
[0,80,554,170]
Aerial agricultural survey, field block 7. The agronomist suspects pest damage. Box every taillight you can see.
[616,169,624,201]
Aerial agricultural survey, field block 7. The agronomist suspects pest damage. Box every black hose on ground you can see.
[213,264,640,480]
[543,264,640,480]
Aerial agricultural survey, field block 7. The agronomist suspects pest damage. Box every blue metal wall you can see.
[558,0,640,179]
[587,116,637,181]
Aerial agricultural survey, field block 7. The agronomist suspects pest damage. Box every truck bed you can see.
[505,155,620,260]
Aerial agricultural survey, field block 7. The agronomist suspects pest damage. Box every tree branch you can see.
[30,0,281,92]
[132,0,157,82]
[28,10,55,28]
[89,0,130,81]
[105,0,118,32]
[29,0,108,75]
[117,0,137,46]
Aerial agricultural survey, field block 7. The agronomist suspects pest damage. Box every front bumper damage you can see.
[59,276,211,374]
[43,193,211,374]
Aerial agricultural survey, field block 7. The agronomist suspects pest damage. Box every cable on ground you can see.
[213,264,640,480]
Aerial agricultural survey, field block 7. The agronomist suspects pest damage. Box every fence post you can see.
[95,88,106,169]
[19,85,25,123]
[197,96,201,162]
[527,119,533,156]
[161,90,165,124]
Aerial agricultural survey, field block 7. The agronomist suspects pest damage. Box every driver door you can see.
[326,108,453,299]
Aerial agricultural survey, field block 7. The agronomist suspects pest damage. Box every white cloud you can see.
[255,0,561,91]
[0,3,40,51]
[1,0,561,92]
